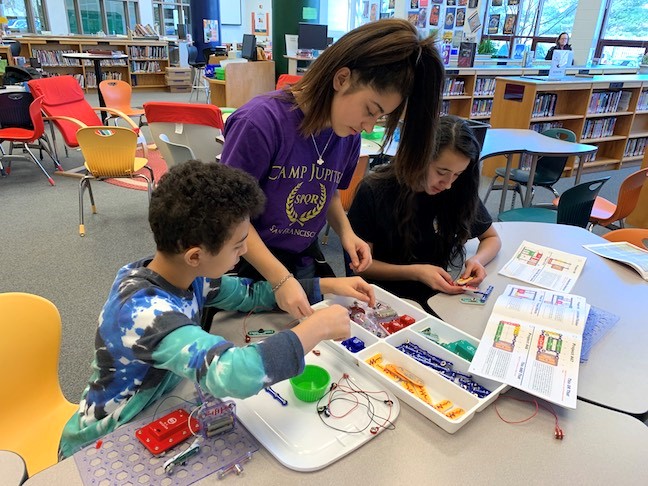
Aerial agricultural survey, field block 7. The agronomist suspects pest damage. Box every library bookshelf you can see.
[484,74,648,177]
[9,36,168,90]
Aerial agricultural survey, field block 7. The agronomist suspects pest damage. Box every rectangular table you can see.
[429,221,648,417]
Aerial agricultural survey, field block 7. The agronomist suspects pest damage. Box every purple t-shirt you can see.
[221,91,360,254]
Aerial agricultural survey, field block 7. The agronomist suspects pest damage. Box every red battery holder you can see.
[136,408,200,455]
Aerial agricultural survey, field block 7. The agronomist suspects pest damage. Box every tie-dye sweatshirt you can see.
[59,258,321,457]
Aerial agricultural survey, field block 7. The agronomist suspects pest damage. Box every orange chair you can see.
[321,154,370,245]
[98,79,146,127]
[27,76,145,160]
[558,168,648,230]
[602,228,648,250]
[276,74,302,90]
[0,292,78,477]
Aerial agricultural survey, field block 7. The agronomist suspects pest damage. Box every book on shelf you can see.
[457,42,476,68]
[583,242,648,281]
[469,284,588,408]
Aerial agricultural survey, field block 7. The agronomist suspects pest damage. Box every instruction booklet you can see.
[498,241,586,293]
[469,284,589,409]
[583,241,648,281]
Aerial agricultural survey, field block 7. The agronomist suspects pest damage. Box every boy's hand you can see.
[340,233,372,272]
[320,277,376,307]
[292,305,351,352]
[274,278,314,319]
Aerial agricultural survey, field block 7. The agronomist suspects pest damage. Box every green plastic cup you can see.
[289,365,331,402]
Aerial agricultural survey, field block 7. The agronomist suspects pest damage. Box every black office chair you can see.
[484,128,577,209]
[188,45,208,102]
[2,66,41,86]
[497,176,610,228]
[202,46,227,64]
[9,40,22,57]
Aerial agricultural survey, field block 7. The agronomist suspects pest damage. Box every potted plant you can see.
[477,38,497,57]
[640,54,648,74]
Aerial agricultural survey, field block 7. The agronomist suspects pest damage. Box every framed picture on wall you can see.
[220,1,242,26]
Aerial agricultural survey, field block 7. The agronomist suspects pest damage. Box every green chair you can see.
[484,128,577,209]
[498,177,609,228]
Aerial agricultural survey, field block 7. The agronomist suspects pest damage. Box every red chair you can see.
[276,74,302,90]
[27,76,145,160]
[0,94,62,186]
[144,102,224,165]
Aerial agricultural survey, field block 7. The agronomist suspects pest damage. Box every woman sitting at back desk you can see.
[347,116,501,314]
[545,32,572,60]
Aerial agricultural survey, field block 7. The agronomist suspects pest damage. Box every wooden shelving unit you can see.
[9,36,168,90]
[485,74,648,177]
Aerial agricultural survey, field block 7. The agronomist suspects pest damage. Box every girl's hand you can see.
[415,264,465,294]
[460,258,487,287]
[340,233,372,273]
[320,277,376,307]
[274,277,314,318]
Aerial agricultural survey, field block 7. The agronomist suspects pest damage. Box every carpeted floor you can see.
[0,89,643,412]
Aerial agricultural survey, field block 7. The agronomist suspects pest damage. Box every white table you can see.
[479,129,598,213]
[429,222,648,417]
[24,308,648,485]
[0,450,27,486]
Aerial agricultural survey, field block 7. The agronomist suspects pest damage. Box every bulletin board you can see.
[221,1,242,26]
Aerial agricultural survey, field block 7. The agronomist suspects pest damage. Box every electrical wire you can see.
[494,395,564,440]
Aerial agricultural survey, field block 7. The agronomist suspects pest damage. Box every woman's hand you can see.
[340,233,373,273]
[274,277,314,318]
[460,258,487,287]
[415,264,465,294]
[320,276,376,307]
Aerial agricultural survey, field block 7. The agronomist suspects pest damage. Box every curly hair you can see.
[149,160,266,254]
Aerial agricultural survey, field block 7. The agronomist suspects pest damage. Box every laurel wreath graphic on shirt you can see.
[286,183,327,226]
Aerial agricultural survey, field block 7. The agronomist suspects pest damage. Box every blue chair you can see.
[497,177,610,228]
[484,128,577,209]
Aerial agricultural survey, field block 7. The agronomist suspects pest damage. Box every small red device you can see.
[136,408,200,455]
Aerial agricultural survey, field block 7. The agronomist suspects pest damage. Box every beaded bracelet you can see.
[272,273,294,293]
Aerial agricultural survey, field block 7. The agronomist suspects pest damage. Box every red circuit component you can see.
[399,315,416,326]
[136,408,200,455]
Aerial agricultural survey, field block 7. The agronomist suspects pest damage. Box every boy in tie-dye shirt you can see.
[59,160,375,457]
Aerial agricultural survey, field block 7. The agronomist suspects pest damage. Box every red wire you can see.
[494,395,564,439]
[326,375,394,431]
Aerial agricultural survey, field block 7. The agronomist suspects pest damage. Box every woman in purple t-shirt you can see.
[221,19,445,319]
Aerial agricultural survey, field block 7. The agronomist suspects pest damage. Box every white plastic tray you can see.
[319,285,508,434]
[230,344,400,471]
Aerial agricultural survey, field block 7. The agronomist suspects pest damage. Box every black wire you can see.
[315,377,397,434]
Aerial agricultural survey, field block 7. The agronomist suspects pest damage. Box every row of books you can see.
[471,99,493,117]
[32,49,80,66]
[443,78,465,96]
[128,46,168,59]
[624,137,647,158]
[638,90,648,111]
[85,71,123,88]
[530,121,563,133]
[132,24,158,38]
[581,117,617,140]
[474,77,496,96]
[587,90,631,114]
[532,93,558,118]
[129,61,162,73]
[83,60,127,67]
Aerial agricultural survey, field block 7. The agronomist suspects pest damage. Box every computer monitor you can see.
[298,23,328,51]
[241,34,257,61]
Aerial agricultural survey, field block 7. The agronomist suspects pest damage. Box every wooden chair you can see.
[601,228,648,250]
[0,292,78,477]
[76,126,153,236]
[498,177,609,228]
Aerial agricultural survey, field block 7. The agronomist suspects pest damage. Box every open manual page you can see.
[469,284,590,408]
[583,241,648,281]
[498,241,586,293]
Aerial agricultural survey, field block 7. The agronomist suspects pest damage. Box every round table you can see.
[0,450,27,486]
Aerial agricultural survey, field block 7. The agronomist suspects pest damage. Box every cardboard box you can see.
[165,75,191,86]
[168,85,191,93]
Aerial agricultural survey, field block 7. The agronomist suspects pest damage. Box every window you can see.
[3,0,49,33]
[481,0,577,61]
[152,1,190,37]
[66,0,139,35]
[596,0,648,66]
